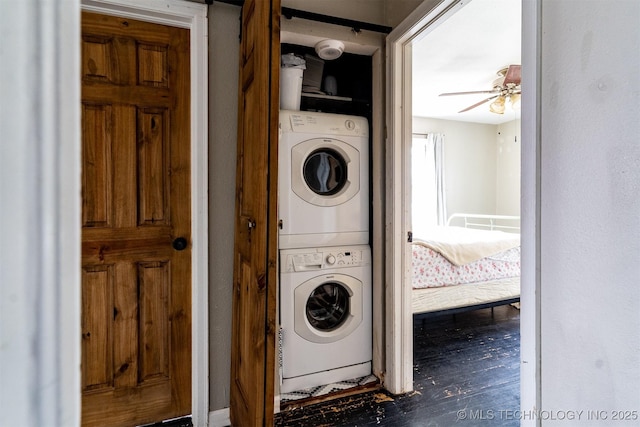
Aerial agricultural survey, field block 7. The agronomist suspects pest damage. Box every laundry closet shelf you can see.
[300,93,370,116]
[302,92,353,102]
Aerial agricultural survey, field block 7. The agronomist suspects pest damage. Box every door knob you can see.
[172,237,188,251]
[248,219,257,230]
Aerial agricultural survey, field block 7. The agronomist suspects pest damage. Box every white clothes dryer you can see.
[278,110,369,249]
[279,245,372,393]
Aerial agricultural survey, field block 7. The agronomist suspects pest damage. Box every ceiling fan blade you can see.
[458,95,498,113]
[440,89,498,97]
[503,65,521,85]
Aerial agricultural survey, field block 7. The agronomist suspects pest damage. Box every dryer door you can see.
[291,138,360,207]
[294,273,363,343]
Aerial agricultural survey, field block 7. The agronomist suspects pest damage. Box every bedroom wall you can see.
[496,119,521,216]
[412,116,502,219]
[538,0,640,419]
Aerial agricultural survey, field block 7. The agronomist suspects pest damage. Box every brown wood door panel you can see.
[230,0,281,426]
[81,11,191,427]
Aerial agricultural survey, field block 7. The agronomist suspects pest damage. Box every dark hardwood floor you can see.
[276,305,520,426]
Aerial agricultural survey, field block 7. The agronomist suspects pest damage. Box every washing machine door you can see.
[291,138,360,207]
[294,273,363,343]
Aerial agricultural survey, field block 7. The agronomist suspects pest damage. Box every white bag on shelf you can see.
[280,53,306,110]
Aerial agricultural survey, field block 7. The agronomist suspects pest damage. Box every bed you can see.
[411,213,521,316]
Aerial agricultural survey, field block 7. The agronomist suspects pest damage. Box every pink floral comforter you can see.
[412,244,520,289]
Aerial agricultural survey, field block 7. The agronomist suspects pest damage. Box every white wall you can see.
[539,0,640,420]
[496,119,521,216]
[413,116,509,219]
[0,1,81,425]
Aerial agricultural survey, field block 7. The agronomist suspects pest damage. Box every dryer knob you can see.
[326,254,336,265]
[345,119,356,131]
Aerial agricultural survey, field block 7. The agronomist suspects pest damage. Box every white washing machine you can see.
[278,110,369,249]
[279,245,372,393]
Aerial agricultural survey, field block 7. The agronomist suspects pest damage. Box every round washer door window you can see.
[290,138,360,207]
[306,282,350,331]
[303,149,347,196]
[294,273,362,343]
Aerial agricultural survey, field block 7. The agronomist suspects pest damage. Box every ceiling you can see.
[412,0,521,125]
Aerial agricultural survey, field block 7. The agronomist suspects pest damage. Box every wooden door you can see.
[80,12,191,427]
[230,0,281,425]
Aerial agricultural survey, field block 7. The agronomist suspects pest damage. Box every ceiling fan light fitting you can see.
[510,93,521,109]
[442,65,521,116]
[489,96,506,114]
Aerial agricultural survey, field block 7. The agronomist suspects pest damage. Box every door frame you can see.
[80,0,209,425]
[385,0,540,422]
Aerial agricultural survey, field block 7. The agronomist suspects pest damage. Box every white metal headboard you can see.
[447,213,520,232]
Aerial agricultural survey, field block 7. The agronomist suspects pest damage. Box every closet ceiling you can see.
[412,0,521,125]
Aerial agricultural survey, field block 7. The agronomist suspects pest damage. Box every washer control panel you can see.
[281,245,371,273]
[325,249,361,266]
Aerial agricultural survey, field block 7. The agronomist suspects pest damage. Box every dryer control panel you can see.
[280,110,369,138]
[281,245,371,273]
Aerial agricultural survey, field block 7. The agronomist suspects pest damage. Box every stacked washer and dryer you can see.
[278,110,372,394]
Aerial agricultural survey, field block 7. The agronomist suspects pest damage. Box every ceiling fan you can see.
[439,65,521,114]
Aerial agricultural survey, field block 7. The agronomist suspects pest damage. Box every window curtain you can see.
[411,133,447,238]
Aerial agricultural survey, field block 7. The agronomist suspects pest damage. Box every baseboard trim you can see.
[207,402,283,426]
[208,408,230,427]
[274,394,281,414]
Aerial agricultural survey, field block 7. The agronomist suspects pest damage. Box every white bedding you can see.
[414,226,520,266]
[411,223,521,314]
